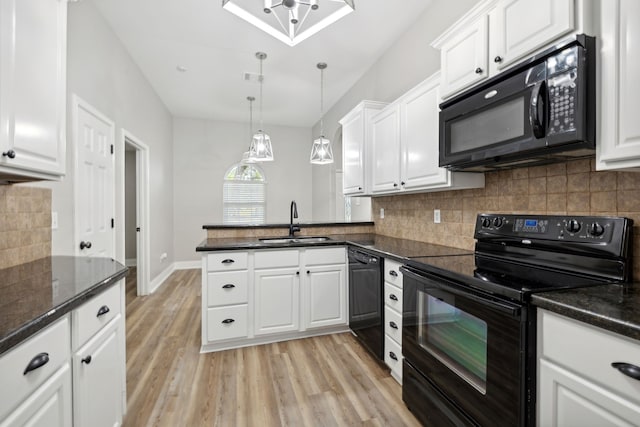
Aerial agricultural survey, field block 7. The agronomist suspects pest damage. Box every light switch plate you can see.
[380,208,385,219]
[434,209,441,224]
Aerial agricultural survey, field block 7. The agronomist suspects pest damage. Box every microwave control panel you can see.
[547,46,578,135]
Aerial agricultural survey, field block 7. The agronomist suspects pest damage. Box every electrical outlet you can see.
[51,212,58,230]
[434,209,441,224]
[380,208,385,219]
[160,252,168,262]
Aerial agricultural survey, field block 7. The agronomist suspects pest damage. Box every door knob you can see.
[79,241,92,250]
[2,150,16,159]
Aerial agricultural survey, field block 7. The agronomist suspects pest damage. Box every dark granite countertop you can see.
[203,221,374,230]
[196,233,472,261]
[532,284,640,341]
[0,256,128,356]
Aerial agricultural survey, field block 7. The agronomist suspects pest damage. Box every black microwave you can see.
[439,35,596,172]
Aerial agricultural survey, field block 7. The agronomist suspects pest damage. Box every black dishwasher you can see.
[348,247,384,361]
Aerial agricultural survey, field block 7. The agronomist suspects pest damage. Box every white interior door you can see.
[74,96,115,258]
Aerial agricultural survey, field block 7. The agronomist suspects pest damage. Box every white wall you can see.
[172,118,313,262]
[42,1,174,282]
[311,0,480,219]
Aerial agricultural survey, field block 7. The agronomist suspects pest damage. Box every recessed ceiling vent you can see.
[243,72,263,84]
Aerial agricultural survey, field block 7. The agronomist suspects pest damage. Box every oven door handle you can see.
[402,267,521,318]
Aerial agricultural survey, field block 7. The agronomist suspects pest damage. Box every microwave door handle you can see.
[530,81,546,139]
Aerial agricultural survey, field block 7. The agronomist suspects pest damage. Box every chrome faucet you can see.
[289,200,300,237]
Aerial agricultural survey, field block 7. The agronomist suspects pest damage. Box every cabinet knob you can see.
[494,55,503,63]
[393,182,398,188]
[79,241,92,250]
[389,352,398,361]
[389,270,398,277]
[389,294,398,301]
[23,352,49,375]
[389,321,398,330]
[475,67,483,74]
[401,181,405,186]
[81,355,92,365]
[96,305,110,317]
[358,186,363,191]
[2,150,16,159]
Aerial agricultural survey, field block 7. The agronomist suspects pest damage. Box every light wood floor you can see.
[123,268,420,427]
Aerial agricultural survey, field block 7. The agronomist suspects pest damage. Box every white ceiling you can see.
[87,0,434,127]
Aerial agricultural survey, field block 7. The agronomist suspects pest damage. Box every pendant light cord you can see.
[259,56,264,132]
[319,66,324,137]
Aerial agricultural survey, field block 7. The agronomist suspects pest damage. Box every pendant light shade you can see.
[310,62,333,165]
[249,52,274,162]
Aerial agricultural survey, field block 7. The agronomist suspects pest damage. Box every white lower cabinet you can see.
[201,246,348,352]
[383,258,404,384]
[537,309,640,426]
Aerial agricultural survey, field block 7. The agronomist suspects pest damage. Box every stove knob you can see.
[481,217,491,228]
[493,217,504,228]
[588,222,605,236]
[566,219,581,233]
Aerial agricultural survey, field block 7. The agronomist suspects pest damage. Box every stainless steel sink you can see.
[259,236,331,244]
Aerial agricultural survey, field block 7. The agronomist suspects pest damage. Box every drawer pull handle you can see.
[389,294,398,301]
[389,270,398,277]
[23,352,49,375]
[97,305,110,317]
[222,284,235,289]
[81,355,92,365]
[222,318,235,324]
[612,362,640,381]
[389,321,398,329]
[389,352,398,361]
[221,259,235,264]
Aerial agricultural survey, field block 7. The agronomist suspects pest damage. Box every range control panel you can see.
[474,214,628,243]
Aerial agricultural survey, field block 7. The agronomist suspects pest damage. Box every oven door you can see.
[401,266,527,427]
[439,64,547,171]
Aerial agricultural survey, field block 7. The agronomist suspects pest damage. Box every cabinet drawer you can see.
[255,250,299,269]
[384,282,403,312]
[207,271,249,307]
[206,305,249,342]
[72,282,122,349]
[0,315,70,420]
[384,306,402,345]
[384,259,403,288]
[385,335,403,381]
[539,310,640,406]
[207,252,248,271]
[304,247,345,266]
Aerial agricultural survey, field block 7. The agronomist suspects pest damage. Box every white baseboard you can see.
[174,260,200,270]
[125,258,137,267]
[148,263,176,294]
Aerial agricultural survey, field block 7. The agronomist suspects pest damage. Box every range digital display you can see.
[524,219,538,227]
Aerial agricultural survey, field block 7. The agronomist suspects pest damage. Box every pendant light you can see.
[248,52,274,162]
[310,62,333,164]
[241,96,257,164]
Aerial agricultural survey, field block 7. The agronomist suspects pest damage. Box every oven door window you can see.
[418,290,488,394]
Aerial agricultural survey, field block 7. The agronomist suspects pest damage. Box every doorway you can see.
[120,130,150,296]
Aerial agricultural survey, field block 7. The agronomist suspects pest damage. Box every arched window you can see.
[223,163,267,224]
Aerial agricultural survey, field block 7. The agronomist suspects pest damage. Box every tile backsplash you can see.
[0,186,52,269]
[372,159,640,280]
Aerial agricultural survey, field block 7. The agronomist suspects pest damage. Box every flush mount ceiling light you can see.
[310,62,333,165]
[222,0,355,47]
[248,52,274,162]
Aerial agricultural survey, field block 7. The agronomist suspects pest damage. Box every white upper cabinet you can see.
[339,101,387,195]
[596,0,640,171]
[433,0,588,99]
[371,105,401,194]
[0,0,67,182]
[369,73,484,196]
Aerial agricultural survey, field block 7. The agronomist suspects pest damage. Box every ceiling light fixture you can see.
[241,96,257,164]
[222,0,355,47]
[310,62,333,165]
[248,52,274,162]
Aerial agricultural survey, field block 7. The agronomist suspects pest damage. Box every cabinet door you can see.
[73,317,123,427]
[490,0,574,74]
[0,363,72,427]
[0,0,66,179]
[597,0,640,170]
[371,106,401,194]
[341,109,366,195]
[305,264,347,329]
[400,74,450,190]
[538,358,640,426]
[440,15,488,98]
[254,268,300,335]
